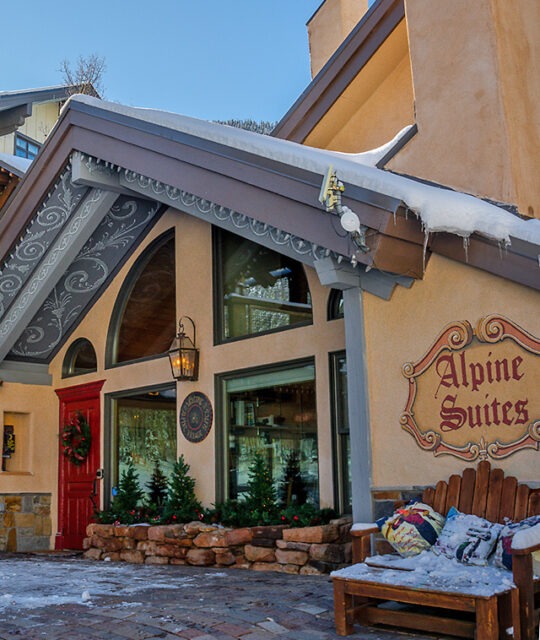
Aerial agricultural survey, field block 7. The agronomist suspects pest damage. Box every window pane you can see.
[117,395,177,491]
[66,339,97,375]
[15,137,26,149]
[28,143,39,155]
[225,364,319,505]
[15,148,27,158]
[217,229,312,340]
[331,353,351,513]
[115,237,176,363]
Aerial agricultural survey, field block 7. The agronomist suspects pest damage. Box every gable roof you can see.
[0,96,538,371]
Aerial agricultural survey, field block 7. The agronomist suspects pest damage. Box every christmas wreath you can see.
[62,411,91,465]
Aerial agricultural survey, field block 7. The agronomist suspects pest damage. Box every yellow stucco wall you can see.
[0,102,60,154]
[364,253,540,489]
[390,0,540,219]
[1,210,346,546]
[304,19,415,154]
[307,0,369,78]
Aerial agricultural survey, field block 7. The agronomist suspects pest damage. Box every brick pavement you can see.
[0,555,452,640]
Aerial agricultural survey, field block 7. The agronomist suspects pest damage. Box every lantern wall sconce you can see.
[168,316,200,381]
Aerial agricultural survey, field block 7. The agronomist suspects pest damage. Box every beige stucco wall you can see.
[304,19,415,154]
[390,0,540,219]
[307,0,369,78]
[0,102,60,155]
[364,253,540,489]
[3,209,344,546]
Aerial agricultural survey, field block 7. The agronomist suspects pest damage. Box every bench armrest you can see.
[351,524,378,563]
[511,540,540,556]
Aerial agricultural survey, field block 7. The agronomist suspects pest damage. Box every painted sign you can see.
[401,315,540,461]
[179,392,213,443]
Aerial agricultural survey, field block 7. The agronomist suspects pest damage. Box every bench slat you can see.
[471,460,490,517]
[423,486,435,508]
[485,468,504,523]
[445,474,461,515]
[514,484,530,522]
[499,476,518,522]
[433,480,448,515]
[528,490,540,518]
[458,468,476,513]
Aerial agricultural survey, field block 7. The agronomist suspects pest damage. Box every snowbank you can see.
[66,96,540,248]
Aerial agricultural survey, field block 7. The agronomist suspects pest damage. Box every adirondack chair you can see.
[333,460,540,640]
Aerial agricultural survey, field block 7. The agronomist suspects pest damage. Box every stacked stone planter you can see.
[84,517,352,575]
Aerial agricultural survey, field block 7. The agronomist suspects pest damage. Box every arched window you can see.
[107,232,176,366]
[62,338,97,377]
[327,289,344,320]
[214,228,313,342]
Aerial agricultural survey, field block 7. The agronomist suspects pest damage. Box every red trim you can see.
[55,379,105,401]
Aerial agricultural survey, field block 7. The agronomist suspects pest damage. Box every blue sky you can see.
[3,0,328,123]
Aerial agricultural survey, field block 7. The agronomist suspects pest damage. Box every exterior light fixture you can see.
[319,165,370,253]
[168,316,199,381]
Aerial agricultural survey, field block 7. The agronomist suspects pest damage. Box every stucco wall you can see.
[31,209,345,544]
[390,0,540,219]
[364,253,540,489]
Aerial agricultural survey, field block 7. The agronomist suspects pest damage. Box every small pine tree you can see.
[245,451,277,514]
[146,460,168,507]
[113,463,144,513]
[279,450,308,507]
[162,455,202,523]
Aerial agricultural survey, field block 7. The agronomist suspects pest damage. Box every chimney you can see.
[307,0,369,78]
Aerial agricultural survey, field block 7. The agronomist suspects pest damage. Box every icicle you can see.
[325,249,330,257]
[337,255,343,264]
[423,230,430,273]
[463,236,470,263]
[351,255,357,267]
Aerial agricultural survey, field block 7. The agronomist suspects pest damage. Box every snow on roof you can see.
[68,95,540,248]
[0,152,32,177]
[0,85,68,97]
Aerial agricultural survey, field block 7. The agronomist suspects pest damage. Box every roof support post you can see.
[342,286,373,522]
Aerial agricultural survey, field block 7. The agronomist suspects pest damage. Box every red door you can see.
[55,380,105,549]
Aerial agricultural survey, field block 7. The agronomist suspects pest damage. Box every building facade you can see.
[0,0,538,552]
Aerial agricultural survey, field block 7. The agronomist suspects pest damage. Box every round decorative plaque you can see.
[179,392,213,443]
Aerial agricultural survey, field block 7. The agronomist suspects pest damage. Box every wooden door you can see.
[55,380,105,549]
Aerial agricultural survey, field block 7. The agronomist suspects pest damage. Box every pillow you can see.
[433,507,502,566]
[376,502,445,558]
[494,515,540,571]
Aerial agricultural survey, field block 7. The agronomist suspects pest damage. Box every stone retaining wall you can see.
[0,493,52,552]
[84,517,352,574]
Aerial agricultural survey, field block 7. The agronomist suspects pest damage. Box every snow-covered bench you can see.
[332,461,540,640]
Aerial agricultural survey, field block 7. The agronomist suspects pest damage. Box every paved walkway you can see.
[0,555,447,640]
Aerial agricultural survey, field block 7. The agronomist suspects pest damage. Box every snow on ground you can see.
[0,557,226,611]
[332,551,515,597]
[66,95,540,248]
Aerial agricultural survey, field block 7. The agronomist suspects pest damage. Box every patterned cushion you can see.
[494,515,540,571]
[433,507,502,566]
[376,502,446,558]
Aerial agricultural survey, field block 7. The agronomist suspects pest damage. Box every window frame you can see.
[62,337,98,378]
[329,349,351,515]
[212,226,314,345]
[103,382,177,508]
[327,289,344,321]
[214,356,317,504]
[105,229,176,369]
[13,132,41,160]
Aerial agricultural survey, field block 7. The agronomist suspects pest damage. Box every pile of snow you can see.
[66,96,540,248]
[0,557,226,611]
[512,521,540,551]
[351,523,378,532]
[332,550,514,597]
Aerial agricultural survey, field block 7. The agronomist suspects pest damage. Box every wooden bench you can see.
[333,461,540,640]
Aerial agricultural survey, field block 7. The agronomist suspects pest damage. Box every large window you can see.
[214,228,312,342]
[14,133,40,160]
[330,352,351,514]
[219,361,319,505]
[107,233,176,366]
[114,387,177,492]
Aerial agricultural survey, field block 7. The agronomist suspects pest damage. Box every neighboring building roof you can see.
[272,0,405,143]
[0,84,99,136]
[0,152,32,178]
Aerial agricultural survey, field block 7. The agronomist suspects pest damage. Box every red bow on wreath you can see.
[62,411,91,466]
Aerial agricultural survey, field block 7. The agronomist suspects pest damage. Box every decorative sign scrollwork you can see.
[401,315,540,461]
